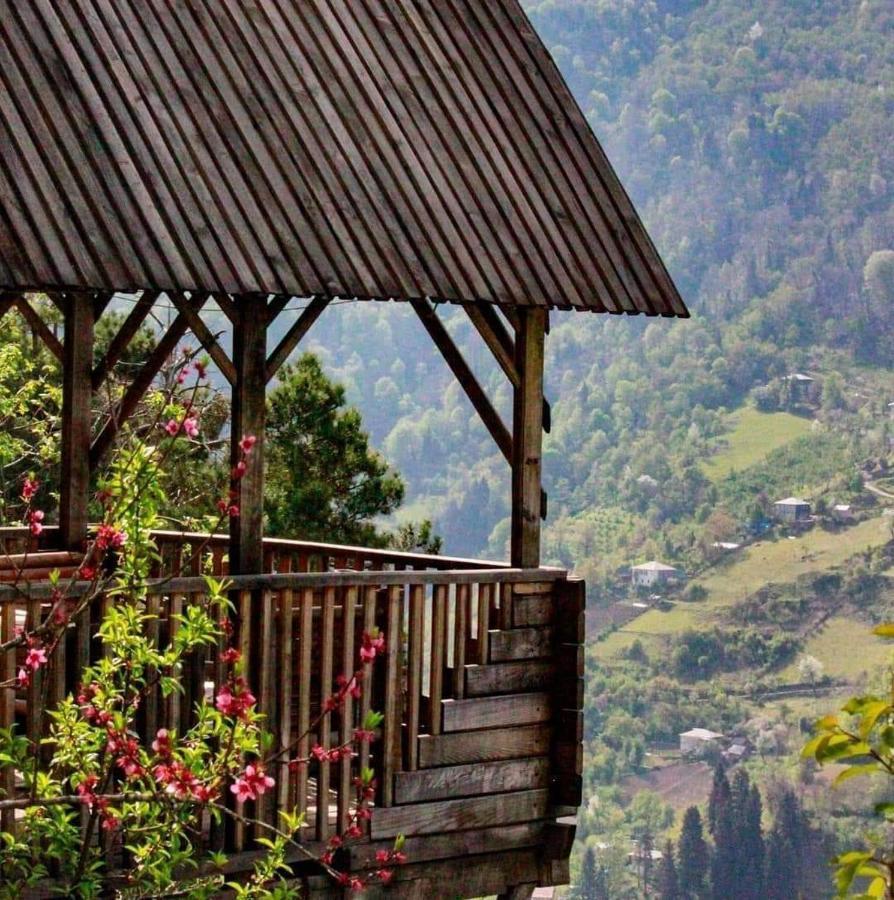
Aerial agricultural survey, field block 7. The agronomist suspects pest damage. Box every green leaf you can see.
[873,624,894,638]
[833,763,881,786]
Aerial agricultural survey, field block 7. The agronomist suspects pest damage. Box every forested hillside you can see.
[294,0,894,580]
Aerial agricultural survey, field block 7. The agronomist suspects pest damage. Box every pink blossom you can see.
[183,417,199,438]
[95,524,126,551]
[230,764,274,803]
[16,667,29,688]
[220,647,241,664]
[215,679,256,720]
[239,435,257,454]
[28,509,45,537]
[194,359,207,379]
[25,646,47,671]
[176,367,188,385]
[151,728,171,756]
[21,477,39,502]
[231,460,247,479]
[164,419,180,436]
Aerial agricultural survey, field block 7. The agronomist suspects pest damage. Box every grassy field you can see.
[779,615,893,682]
[594,516,893,662]
[702,406,813,482]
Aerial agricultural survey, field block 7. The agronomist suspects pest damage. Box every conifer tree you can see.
[577,846,610,900]
[765,789,806,899]
[742,783,766,899]
[709,767,736,900]
[707,764,731,839]
[677,806,709,900]
[658,840,680,900]
[577,845,598,900]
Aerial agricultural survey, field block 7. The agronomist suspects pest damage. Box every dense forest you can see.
[281,0,894,585]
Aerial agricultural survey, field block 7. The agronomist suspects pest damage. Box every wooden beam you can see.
[465,304,551,432]
[168,291,236,384]
[91,291,158,391]
[230,297,267,574]
[511,309,546,568]
[212,291,237,324]
[0,294,15,322]
[265,294,292,326]
[265,296,329,383]
[59,294,94,549]
[90,301,202,467]
[412,300,512,463]
[92,292,114,320]
[464,304,518,386]
[14,297,63,361]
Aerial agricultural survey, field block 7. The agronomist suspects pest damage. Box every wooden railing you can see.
[0,533,584,894]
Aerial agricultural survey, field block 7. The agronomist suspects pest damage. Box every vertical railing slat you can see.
[296,587,313,839]
[406,584,423,771]
[0,598,16,832]
[257,588,276,828]
[359,586,376,776]
[477,582,491,664]
[316,587,335,840]
[338,586,357,832]
[453,583,469,700]
[381,585,402,806]
[428,585,447,736]
[277,559,294,815]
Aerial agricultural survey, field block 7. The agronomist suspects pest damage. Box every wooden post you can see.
[59,293,94,550]
[230,296,267,574]
[510,308,546,569]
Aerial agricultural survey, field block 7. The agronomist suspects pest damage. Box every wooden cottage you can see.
[0,1,687,896]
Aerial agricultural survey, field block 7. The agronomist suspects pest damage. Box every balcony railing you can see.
[0,528,584,896]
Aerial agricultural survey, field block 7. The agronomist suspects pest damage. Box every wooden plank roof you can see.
[0,0,688,316]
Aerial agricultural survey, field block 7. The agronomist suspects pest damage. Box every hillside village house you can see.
[631,560,682,588]
[680,728,725,757]
[774,497,812,523]
[785,372,816,403]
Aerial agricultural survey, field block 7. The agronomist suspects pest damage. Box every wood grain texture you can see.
[465,661,555,697]
[370,788,549,839]
[488,627,554,663]
[350,822,545,869]
[418,724,551,768]
[58,293,93,548]
[394,757,549,804]
[441,692,551,732]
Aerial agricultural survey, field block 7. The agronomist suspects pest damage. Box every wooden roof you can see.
[0,0,687,316]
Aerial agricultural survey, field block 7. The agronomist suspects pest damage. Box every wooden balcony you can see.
[0,528,584,898]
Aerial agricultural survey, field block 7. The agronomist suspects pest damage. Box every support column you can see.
[59,294,94,550]
[510,308,546,569]
[229,296,267,574]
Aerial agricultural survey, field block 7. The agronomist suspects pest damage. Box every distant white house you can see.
[680,728,724,756]
[785,373,815,403]
[832,504,855,523]
[711,541,741,552]
[774,497,812,523]
[630,560,681,588]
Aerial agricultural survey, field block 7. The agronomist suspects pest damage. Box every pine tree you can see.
[707,764,731,839]
[677,807,709,900]
[742,783,766,899]
[764,822,798,900]
[710,778,737,900]
[765,789,807,898]
[577,846,599,900]
[726,770,765,900]
[658,840,680,900]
